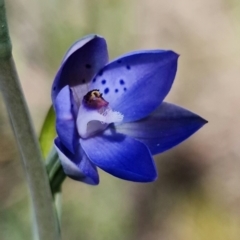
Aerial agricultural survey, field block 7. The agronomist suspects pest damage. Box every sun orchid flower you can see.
[52,34,207,185]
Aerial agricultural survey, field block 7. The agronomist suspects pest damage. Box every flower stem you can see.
[54,192,62,227]
[46,147,66,194]
[46,147,66,230]
[0,1,60,239]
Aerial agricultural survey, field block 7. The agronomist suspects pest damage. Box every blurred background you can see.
[0,0,240,239]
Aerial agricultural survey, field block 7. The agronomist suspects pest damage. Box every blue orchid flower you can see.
[52,34,207,185]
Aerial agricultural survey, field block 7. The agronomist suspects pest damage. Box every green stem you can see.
[0,1,60,239]
[54,192,62,227]
[46,148,66,194]
[51,166,66,193]
[46,146,59,173]
[46,148,66,230]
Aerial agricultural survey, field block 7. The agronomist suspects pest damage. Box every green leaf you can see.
[39,105,56,158]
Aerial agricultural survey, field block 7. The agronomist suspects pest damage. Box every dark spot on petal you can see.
[101,79,106,85]
[126,65,131,70]
[124,87,127,91]
[92,78,96,83]
[82,79,86,83]
[119,79,125,85]
[98,69,103,76]
[53,86,56,90]
[104,88,109,94]
[86,64,91,69]
[71,104,73,108]
[115,89,119,93]
[117,60,122,64]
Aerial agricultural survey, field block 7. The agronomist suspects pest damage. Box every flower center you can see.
[77,90,123,138]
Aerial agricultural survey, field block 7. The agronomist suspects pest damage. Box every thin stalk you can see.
[46,146,59,173]
[46,148,66,230]
[0,1,60,239]
[46,148,66,194]
[54,192,62,227]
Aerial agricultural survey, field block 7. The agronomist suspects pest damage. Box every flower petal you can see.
[116,102,207,155]
[54,138,99,185]
[52,34,108,104]
[55,86,78,153]
[80,130,157,182]
[90,50,178,122]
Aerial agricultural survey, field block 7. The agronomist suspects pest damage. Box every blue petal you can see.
[116,102,207,155]
[90,50,178,122]
[80,130,157,182]
[52,34,108,104]
[54,138,99,185]
[55,86,78,153]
